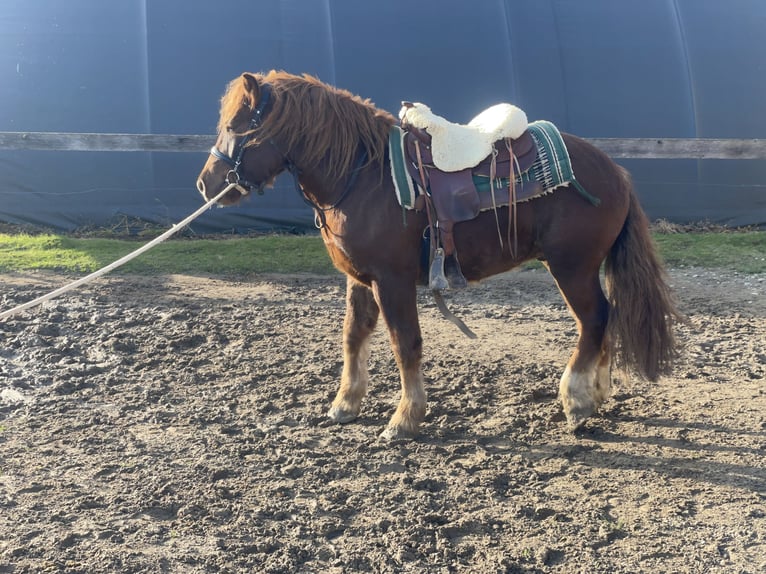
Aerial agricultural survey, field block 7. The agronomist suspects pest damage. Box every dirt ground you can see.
[0,267,764,573]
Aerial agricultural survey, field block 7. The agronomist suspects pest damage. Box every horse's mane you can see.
[219,70,396,183]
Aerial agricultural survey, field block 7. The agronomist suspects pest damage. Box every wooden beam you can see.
[588,138,766,159]
[0,132,214,152]
[1,131,765,159]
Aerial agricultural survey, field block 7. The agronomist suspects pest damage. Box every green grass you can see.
[653,231,766,274]
[0,230,764,276]
[0,234,336,275]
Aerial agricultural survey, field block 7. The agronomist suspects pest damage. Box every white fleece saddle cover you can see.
[399,102,528,172]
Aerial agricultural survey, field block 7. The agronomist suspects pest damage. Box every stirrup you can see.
[429,248,449,291]
[445,255,467,290]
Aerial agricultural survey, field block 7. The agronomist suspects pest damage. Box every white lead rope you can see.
[0,184,236,321]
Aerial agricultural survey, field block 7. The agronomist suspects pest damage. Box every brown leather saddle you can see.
[399,110,541,289]
[402,125,540,218]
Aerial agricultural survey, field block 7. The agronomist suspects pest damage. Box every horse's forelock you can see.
[217,74,260,134]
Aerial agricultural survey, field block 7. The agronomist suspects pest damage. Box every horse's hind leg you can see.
[548,264,612,429]
[328,277,380,423]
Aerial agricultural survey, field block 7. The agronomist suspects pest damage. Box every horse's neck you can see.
[292,145,373,210]
[293,158,348,209]
[270,138,324,202]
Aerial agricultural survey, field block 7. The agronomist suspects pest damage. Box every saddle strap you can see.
[507,138,518,259]
[432,290,477,339]
[414,139,439,252]
[489,150,504,249]
[486,138,519,258]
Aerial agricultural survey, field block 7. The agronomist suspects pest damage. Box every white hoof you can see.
[379,425,417,441]
[559,362,611,430]
[327,406,359,424]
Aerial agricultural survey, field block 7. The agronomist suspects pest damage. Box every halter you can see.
[209,83,273,196]
[208,81,365,229]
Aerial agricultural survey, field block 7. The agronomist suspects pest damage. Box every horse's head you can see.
[197,73,286,205]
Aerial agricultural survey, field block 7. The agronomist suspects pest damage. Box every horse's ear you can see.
[241,73,261,104]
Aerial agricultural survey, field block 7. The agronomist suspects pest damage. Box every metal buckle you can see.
[221,168,248,196]
[225,169,240,184]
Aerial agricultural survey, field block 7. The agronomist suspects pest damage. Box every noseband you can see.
[209,83,274,196]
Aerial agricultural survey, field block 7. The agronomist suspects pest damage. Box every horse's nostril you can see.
[197,179,206,195]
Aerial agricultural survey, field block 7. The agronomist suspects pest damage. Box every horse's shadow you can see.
[434,407,766,495]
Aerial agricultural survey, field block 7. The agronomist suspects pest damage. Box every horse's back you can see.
[453,132,632,281]
[561,133,631,208]
[530,133,632,274]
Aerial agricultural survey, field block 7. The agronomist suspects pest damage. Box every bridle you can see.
[207,81,367,229]
[208,83,274,196]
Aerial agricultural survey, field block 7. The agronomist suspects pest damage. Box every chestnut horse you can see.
[196,70,680,440]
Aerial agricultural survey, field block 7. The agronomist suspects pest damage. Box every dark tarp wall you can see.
[1,0,764,232]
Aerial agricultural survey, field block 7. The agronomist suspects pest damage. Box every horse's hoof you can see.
[327,406,358,424]
[565,405,594,432]
[378,425,417,442]
[567,416,586,433]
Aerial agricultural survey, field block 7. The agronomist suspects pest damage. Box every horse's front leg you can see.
[372,278,426,440]
[328,276,380,424]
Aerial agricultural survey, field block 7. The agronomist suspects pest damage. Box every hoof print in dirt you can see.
[1,267,762,573]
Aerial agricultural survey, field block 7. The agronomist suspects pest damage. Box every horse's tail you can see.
[604,167,681,381]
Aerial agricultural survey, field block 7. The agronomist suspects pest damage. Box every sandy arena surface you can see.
[0,267,764,573]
